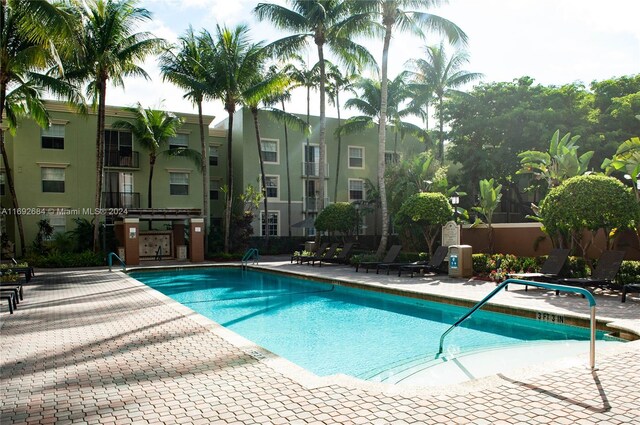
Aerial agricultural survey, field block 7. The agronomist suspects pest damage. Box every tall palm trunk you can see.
[92,77,107,252]
[376,24,392,257]
[316,43,327,212]
[333,87,342,202]
[438,95,445,162]
[147,154,155,229]
[223,107,234,253]
[0,70,26,256]
[251,106,269,244]
[281,99,292,237]
[197,99,209,253]
[304,85,311,234]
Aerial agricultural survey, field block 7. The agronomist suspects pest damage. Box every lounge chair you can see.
[316,242,356,267]
[397,246,449,277]
[0,291,16,314]
[291,242,328,264]
[299,243,339,265]
[555,250,626,294]
[0,265,34,283]
[355,245,402,273]
[0,287,21,305]
[622,283,640,303]
[506,248,571,290]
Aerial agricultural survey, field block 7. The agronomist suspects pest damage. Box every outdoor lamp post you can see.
[450,193,460,223]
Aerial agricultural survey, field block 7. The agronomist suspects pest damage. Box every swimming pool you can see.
[130,267,622,384]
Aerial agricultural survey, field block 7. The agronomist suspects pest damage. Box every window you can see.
[209,180,219,200]
[385,152,399,165]
[348,146,364,168]
[349,179,364,201]
[264,176,279,198]
[169,133,189,150]
[303,144,320,176]
[261,211,278,236]
[105,129,133,166]
[41,124,65,149]
[42,167,65,193]
[209,146,219,166]
[261,139,278,163]
[43,213,66,236]
[169,172,189,195]
[0,173,5,196]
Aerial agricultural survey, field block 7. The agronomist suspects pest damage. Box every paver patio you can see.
[1,259,639,424]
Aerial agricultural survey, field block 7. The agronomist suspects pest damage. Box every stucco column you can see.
[189,218,205,262]
[123,218,140,265]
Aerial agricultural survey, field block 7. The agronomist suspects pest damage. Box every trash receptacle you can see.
[448,245,473,278]
[304,241,316,252]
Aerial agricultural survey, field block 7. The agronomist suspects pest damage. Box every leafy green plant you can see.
[395,192,453,256]
[539,174,640,259]
[617,261,640,285]
[26,251,104,268]
[472,178,502,253]
[314,203,358,238]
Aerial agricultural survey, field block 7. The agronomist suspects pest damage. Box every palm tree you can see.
[62,0,164,251]
[254,0,376,213]
[202,24,265,253]
[407,42,482,161]
[339,76,422,146]
[262,63,312,237]
[112,103,200,212]
[358,0,467,257]
[326,62,356,202]
[159,27,217,249]
[0,0,81,256]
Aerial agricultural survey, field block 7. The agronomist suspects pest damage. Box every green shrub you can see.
[472,252,590,281]
[26,251,104,268]
[314,203,358,236]
[612,260,640,285]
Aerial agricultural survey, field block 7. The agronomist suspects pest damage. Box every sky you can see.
[105,0,640,126]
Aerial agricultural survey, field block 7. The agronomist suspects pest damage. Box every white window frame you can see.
[348,178,365,202]
[41,124,66,150]
[41,166,66,193]
[0,172,5,196]
[169,172,190,195]
[384,151,400,165]
[260,211,279,237]
[260,138,279,164]
[210,179,220,201]
[264,175,279,199]
[169,133,189,150]
[209,146,219,166]
[348,146,365,169]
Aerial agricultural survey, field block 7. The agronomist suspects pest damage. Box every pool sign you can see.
[449,255,459,269]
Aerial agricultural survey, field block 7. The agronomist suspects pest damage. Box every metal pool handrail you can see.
[108,252,126,272]
[242,248,259,268]
[437,278,597,369]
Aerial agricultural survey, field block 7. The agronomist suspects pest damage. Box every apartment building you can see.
[1,101,423,255]
[0,100,221,255]
[224,108,424,238]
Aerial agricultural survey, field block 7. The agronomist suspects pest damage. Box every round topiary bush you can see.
[539,174,639,255]
[395,192,453,255]
[314,202,358,236]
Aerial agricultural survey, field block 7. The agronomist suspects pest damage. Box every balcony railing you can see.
[303,197,330,212]
[105,150,140,168]
[103,192,140,209]
[301,162,329,178]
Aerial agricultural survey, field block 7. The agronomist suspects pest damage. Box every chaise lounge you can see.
[555,250,626,294]
[397,245,449,277]
[621,283,640,303]
[315,242,356,266]
[355,245,402,273]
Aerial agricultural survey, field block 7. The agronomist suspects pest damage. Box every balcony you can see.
[303,197,330,212]
[105,150,140,168]
[103,192,140,209]
[301,162,329,178]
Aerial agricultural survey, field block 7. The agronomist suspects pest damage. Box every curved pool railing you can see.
[437,278,597,369]
[108,252,126,272]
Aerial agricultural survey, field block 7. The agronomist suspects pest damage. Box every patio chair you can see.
[316,242,356,267]
[0,287,21,305]
[299,243,339,265]
[355,245,402,273]
[0,291,16,314]
[555,250,626,294]
[397,246,449,277]
[621,283,640,303]
[291,242,328,264]
[506,248,571,291]
[1,265,34,283]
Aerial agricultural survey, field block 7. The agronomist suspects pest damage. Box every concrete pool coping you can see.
[2,258,640,424]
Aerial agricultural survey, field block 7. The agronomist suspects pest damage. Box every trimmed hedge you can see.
[25,251,104,268]
[472,253,590,281]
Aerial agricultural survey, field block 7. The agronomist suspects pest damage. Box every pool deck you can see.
[1,257,639,424]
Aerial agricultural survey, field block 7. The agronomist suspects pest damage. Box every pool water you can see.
[130,268,621,382]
